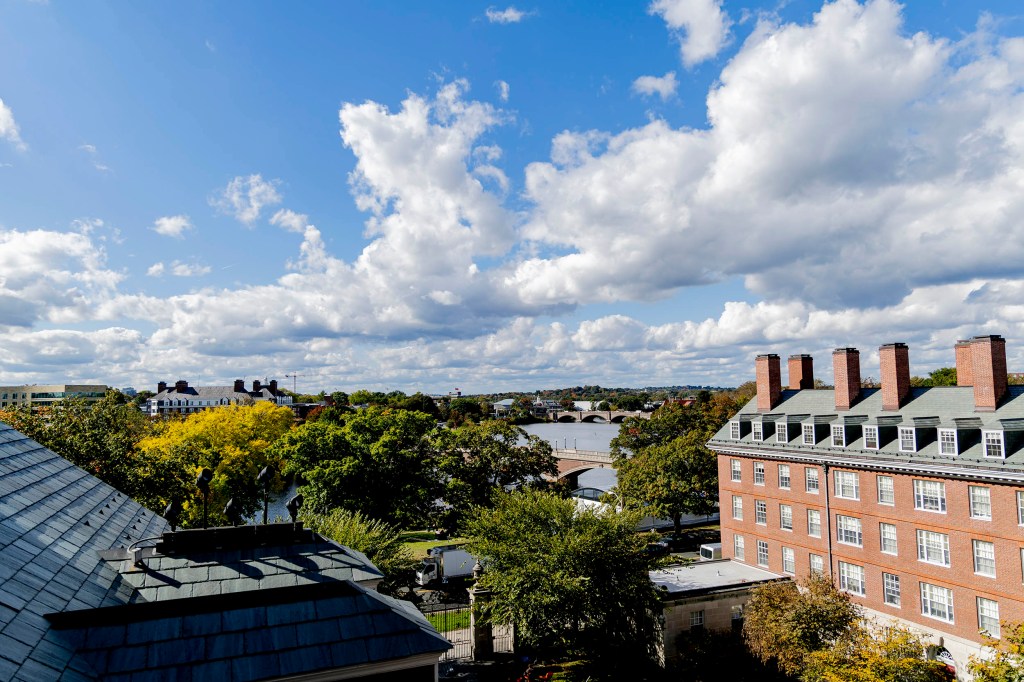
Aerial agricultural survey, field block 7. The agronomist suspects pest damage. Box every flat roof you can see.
[650,559,785,595]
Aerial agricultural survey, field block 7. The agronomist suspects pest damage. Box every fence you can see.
[421,602,515,661]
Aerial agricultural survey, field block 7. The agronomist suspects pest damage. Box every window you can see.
[913,480,946,512]
[780,504,793,531]
[838,561,865,595]
[757,540,769,567]
[970,486,992,520]
[730,421,741,439]
[690,610,705,629]
[938,429,957,456]
[802,424,816,444]
[917,530,951,566]
[974,540,996,577]
[880,523,898,554]
[1018,491,1024,525]
[731,459,742,482]
[755,500,767,525]
[920,582,954,623]
[754,462,765,485]
[777,425,789,443]
[835,471,860,500]
[734,535,745,561]
[877,475,894,505]
[883,573,901,606]
[807,509,821,538]
[978,598,1000,638]
[863,425,879,449]
[782,547,795,574]
[984,431,1005,458]
[831,425,845,447]
[805,468,819,493]
[836,515,863,546]
[809,554,824,575]
[732,495,743,520]
[899,427,917,452]
[752,422,763,441]
[778,464,791,489]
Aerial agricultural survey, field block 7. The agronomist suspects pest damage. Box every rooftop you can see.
[650,559,785,596]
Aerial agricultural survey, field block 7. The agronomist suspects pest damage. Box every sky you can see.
[2,0,1024,395]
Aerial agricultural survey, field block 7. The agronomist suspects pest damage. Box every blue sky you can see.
[2,0,1024,394]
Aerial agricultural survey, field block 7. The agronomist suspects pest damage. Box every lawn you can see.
[425,609,471,633]
[400,530,467,559]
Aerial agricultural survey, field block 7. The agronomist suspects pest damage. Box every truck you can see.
[415,545,476,586]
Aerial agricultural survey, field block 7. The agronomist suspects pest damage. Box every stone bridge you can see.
[551,410,651,423]
[550,448,616,488]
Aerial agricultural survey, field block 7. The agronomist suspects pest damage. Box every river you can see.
[521,422,620,453]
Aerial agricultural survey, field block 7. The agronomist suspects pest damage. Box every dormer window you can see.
[899,427,916,452]
[777,425,788,443]
[831,425,845,447]
[752,422,763,441]
[863,425,879,450]
[938,429,957,456]
[983,431,1005,459]
[730,421,741,440]
[802,424,815,445]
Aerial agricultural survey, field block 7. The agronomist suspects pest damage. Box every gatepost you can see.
[469,560,494,660]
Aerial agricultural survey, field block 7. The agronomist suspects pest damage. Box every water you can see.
[521,422,620,453]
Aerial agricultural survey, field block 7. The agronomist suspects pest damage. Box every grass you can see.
[399,530,468,559]
[425,610,471,632]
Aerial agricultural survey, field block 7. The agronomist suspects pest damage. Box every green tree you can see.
[396,392,441,419]
[596,400,611,411]
[803,623,951,682]
[447,396,484,425]
[614,394,644,411]
[329,391,350,407]
[929,367,957,386]
[969,621,1024,682]
[465,490,661,669]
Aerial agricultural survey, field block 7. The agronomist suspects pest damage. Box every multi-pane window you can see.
[985,431,1005,458]
[777,425,789,443]
[734,535,745,561]
[920,583,954,623]
[838,561,865,595]
[970,486,992,520]
[863,425,879,449]
[807,509,821,538]
[802,424,815,445]
[974,540,996,577]
[978,598,1000,638]
[778,464,791,489]
[831,425,845,447]
[780,504,793,531]
[754,462,765,485]
[836,515,863,546]
[805,467,819,493]
[730,421,741,439]
[690,610,705,629]
[938,429,957,455]
[880,523,898,554]
[835,471,860,500]
[1018,491,1024,525]
[877,475,894,505]
[732,495,743,520]
[899,427,917,452]
[883,573,901,606]
[755,500,767,525]
[757,540,769,567]
[782,547,795,574]
[913,480,946,512]
[809,554,824,575]
[752,422,763,441]
[731,459,742,482]
[917,530,951,566]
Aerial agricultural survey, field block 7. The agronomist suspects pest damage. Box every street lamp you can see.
[196,468,214,529]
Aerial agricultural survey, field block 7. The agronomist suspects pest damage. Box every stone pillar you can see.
[469,562,494,661]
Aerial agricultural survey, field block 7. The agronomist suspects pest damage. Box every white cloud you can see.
[0,98,27,151]
[170,261,211,277]
[650,0,732,67]
[211,174,282,225]
[146,263,165,277]
[495,80,510,102]
[631,71,679,99]
[152,215,194,238]
[270,209,309,233]
[77,142,110,171]
[485,6,533,24]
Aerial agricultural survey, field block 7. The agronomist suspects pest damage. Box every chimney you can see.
[971,335,1007,411]
[157,381,167,394]
[253,380,262,393]
[233,379,245,392]
[955,340,974,386]
[174,380,188,393]
[879,343,911,411]
[788,354,814,390]
[755,354,782,411]
[833,348,861,410]
[269,379,278,394]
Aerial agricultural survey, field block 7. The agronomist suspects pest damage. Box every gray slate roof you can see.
[150,386,279,402]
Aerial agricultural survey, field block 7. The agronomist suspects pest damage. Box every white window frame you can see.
[690,610,705,628]
[916,529,951,567]
[978,597,1000,638]
[730,459,742,482]
[1018,491,1024,525]
[805,467,819,494]
[809,554,824,576]
[778,464,791,490]
[831,424,846,447]
[877,475,894,505]
[838,561,865,596]
[734,534,745,561]
[730,421,741,440]
[883,573,901,607]
[807,509,821,538]
[755,500,767,525]
[777,425,789,443]
[984,431,1006,459]
[913,479,947,513]
[802,424,815,445]
[835,471,860,500]
[836,515,863,547]
[752,421,763,441]
[970,486,992,520]
[920,582,954,623]
[732,495,743,521]
[973,539,996,577]
[899,427,917,452]
[757,540,769,567]
[863,425,879,450]
[780,504,793,531]
[938,428,958,456]
[880,522,898,555]
[754,462,765,486]
[782,547,795,574]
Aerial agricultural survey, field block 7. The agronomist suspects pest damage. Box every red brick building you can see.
[708,335,1024,676]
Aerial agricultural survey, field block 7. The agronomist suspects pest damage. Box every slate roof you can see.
[709,386,1024,479]
[150,386,280,402]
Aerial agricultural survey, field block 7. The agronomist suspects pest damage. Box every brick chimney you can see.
[971,335,1007,411]
[879,343,911,411]
[253,380,262,393]
[157,381,167,393]
[269,379,278,394]
[833,348,861,411]
[955,340,974,386]
[788,354,814,390]
[755,354,782,411]
[233,379,245,392]
[174,380,188,393]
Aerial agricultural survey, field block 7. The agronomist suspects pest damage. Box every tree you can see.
[929,367,957,386]
[465,490,661,669]
[559,396,576,411]
[329,391,350,407]
[969,621,1024,681]
[596,400,611,411]
[614,394,644,411]
[447,397,483,425]
[803,623,952,682]
[743,573,861,676]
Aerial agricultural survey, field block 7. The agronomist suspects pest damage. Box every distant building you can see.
[145,378,293,417]
[0,384,108,410]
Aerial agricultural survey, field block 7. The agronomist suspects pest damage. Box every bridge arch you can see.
[556,414,578,423]
[580,414,608,423]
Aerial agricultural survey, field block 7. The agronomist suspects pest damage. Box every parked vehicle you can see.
[698,542,723,560]
[415,546,476,586]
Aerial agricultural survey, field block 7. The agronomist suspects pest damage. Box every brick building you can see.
[708,335,1024,676]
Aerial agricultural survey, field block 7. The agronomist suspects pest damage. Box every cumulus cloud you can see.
[152,215,193,238]
[147,261,210,277]
[211,174,282,225]
[485,6,533,24]
[495,80,510,102]
[650,0,732,67]
[631,71,678,99]
[146,263,165,277]
[0,98,27,151]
